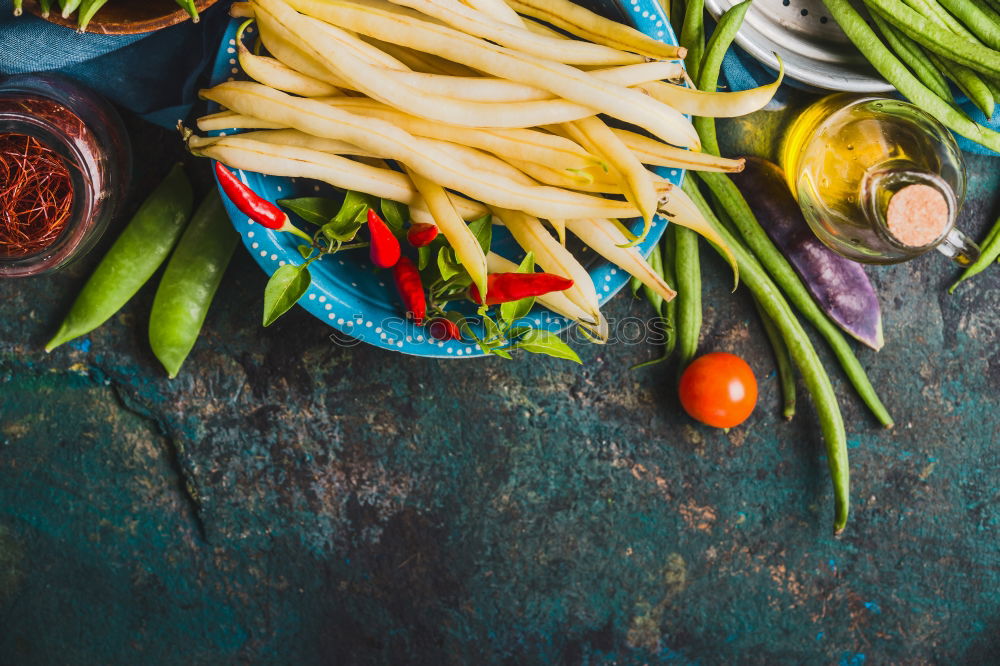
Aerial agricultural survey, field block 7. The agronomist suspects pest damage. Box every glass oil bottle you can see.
[780,92,978,265]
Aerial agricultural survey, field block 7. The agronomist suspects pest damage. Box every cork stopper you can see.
[885,183,949,248]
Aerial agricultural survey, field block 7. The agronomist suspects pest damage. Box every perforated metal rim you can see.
[704,0,894,93]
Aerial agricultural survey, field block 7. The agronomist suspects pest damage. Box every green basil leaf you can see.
[417,244,432,271]
[322,218,364,242]
[467,214,492,254]
[508,325,533,338]
[440,272,472,291]
[278,197,341,226]
[482,314,503,343]
[297,244,313,260]
[500,252,536,325]
[333,191,371,226]
[491,348,513,359]
[262,263,312,327]
[380,198,408,231]
[437,247,461,281]
[461,320,482,343]
[515,328,581,363]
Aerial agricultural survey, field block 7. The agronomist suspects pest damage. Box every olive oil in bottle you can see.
[779,93,977,265]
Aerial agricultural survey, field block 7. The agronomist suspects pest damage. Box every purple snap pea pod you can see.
[731,157,884,351]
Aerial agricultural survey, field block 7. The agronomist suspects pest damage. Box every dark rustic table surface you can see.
[1,90,998,664]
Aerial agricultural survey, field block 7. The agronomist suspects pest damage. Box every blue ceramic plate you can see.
[209,0,682,357]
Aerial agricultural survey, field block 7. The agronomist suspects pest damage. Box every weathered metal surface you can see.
[0,106,998,664]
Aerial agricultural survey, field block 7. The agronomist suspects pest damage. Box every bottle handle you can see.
[935,228,980,266]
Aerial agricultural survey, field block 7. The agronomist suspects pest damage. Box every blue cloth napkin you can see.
[0,0,232,128]
[720,43,1000,156]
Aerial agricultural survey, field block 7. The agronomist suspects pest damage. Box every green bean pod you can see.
[870,11,953,102]
[753,296,796,420]
[928,52,994,118]
[935,0,1000,50]
[903,0,976,41]
[660,225,678,360]
[896,0,994,115]
[176,0,201,22]
[13,0,23,17]
[149,191,238,378]
[46,164,194,352]
[692,0,752,156]
[631,226,678,370]
[680,0,705,84]
[642,241,666,315]
[950,213,1000,292]
[39,0,51,17]
[683,179,849,534]
[863,0,1000,77]
[629,274,642,297]
[669,0,686,31]
[823,0,1000,152]
[674,225,701,372]
[695,171,893,428]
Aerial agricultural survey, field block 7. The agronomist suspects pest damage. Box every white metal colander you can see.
[704,0,894,92]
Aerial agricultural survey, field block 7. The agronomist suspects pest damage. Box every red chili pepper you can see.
[393,256,426,324]
[406,222,439,247]
[428,317,462,341]
[214,162,311,241]
[367,208,401,268]
[469,272,574,305]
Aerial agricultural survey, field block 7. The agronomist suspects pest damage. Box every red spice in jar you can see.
[0,133,74,258]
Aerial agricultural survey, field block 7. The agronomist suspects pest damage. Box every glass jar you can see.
[780,93,978,265]
[0,73,131,277]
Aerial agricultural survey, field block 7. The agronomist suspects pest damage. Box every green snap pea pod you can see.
[870,12,953,102]
[695,170,894,427]
[149,191,238,378]
[77,0,110,31]
[949,213,1000,292]
[753,296,796,420]
[61,0,82,19]
[822,0,1000,159]
[683,178,850,534]
[46,164,194,352]
[935,0,1000,50]
[693,0,752,157]
[862,0,1000,77]
[176,0,201,22]
[674,224,700,371]
[680,0,705,84]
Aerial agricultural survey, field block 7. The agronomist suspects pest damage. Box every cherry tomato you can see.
[678,352,758,428]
